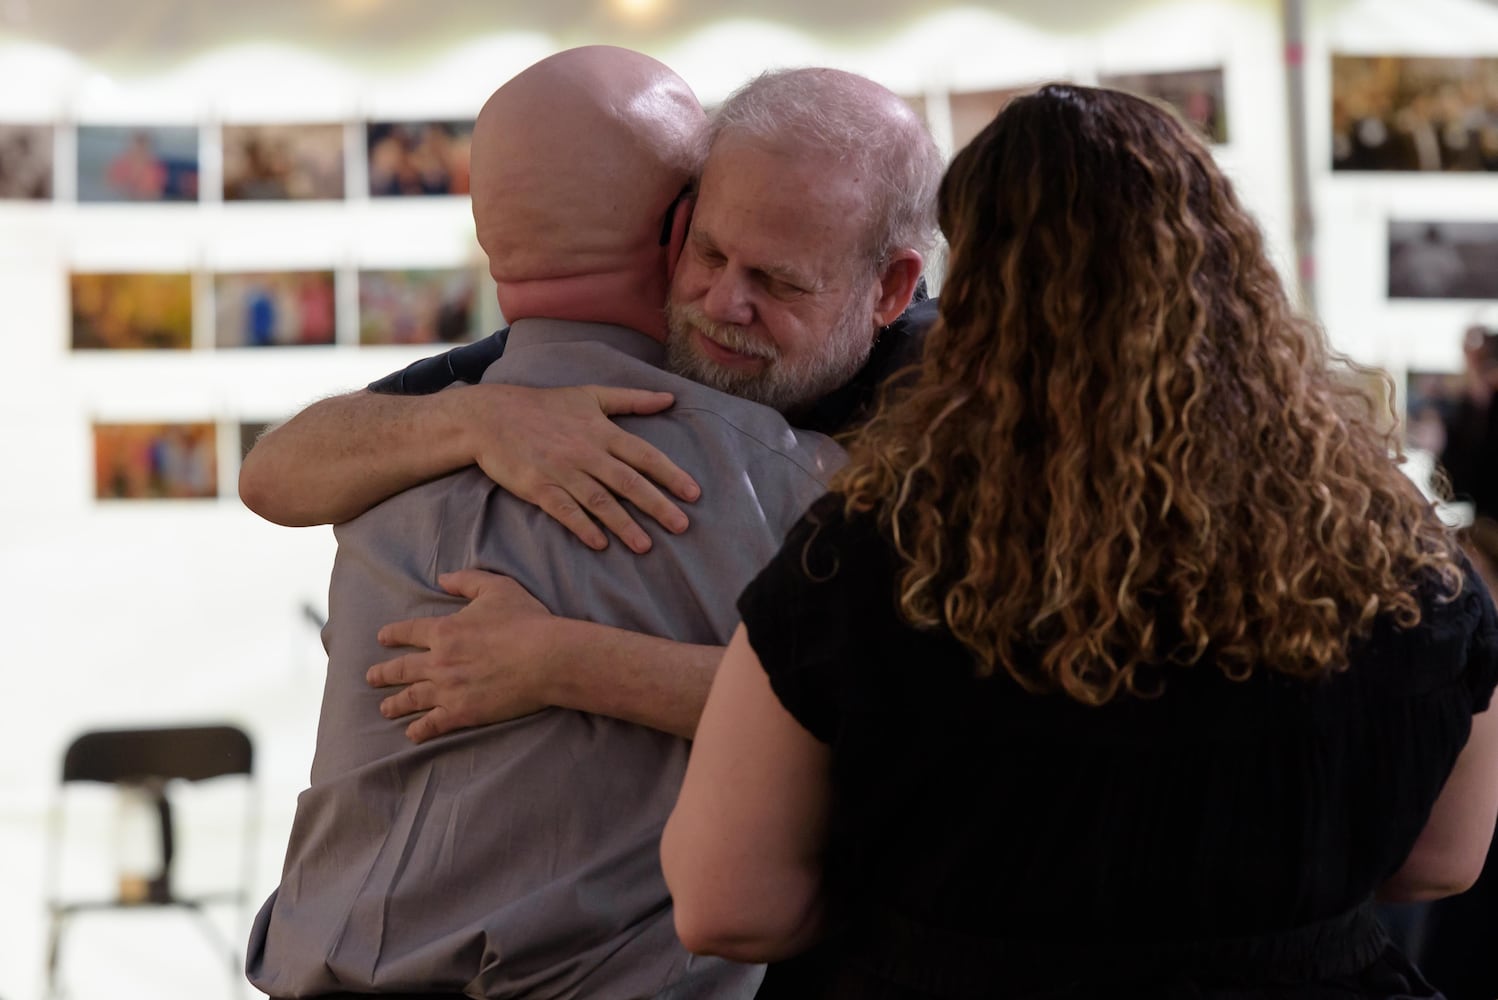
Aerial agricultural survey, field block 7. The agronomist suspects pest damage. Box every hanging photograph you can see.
[77,125,199,201]
[949,86,1037,154]
[0,124,53,199]
[366,120,472,196]
[1332,56,1498,172]
[94,422,218,500]
[71,272,193,350]
[1388,221,1498,299]
[222,124,345,201]
[1098,68,1228,143]
[358,268,481,345]
[215,271,337,347]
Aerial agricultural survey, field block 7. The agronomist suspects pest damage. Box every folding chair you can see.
[43,724,256,998]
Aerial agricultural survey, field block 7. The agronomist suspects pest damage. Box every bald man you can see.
[245,49,851,999]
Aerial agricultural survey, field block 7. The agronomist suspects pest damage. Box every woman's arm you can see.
[1379,704,1498,902]
[661,625,832,962]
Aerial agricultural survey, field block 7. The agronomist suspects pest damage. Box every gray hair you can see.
[708,67,943,265]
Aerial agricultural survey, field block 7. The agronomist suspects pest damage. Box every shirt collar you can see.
[505,318,665,368]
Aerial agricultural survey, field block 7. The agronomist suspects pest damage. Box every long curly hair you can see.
[833,84,1463,705]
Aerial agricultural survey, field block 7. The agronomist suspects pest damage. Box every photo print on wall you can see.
[0,124,53,199]
[366,120,472,196]
[77,125,199,201]
[215,271,337,348]
[71,272,193,350]
[358,268,481,345]
[1333,56,1498,172]
[222,124,346,201]
[1389,221,1498,299]
[94,422,218,500]
[1098,68,1229,144]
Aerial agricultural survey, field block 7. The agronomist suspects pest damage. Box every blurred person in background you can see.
[1437,325,1498,593]
[1411,323,1498,1000]
[663,84,1498,999]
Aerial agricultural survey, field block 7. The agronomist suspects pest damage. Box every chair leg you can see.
[182,904,245,996]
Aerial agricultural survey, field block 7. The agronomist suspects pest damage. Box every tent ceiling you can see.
[0,0,1199,71]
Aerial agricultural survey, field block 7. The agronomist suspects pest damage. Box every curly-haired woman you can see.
[662,84,1498,998]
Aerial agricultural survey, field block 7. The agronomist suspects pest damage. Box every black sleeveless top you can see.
[739,495,1498,999]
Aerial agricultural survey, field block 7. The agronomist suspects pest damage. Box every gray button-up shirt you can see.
[248,319,846,999]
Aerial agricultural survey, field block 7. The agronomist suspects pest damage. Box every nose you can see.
[700,267,753,328]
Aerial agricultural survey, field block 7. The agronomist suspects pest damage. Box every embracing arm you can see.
[541,622,719,739]
[368,570,721,740]
[661,624,831,961]
[240,383,701,549]
[240,387,474,527]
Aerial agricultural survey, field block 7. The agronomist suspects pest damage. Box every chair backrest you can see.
[61,725,253,786]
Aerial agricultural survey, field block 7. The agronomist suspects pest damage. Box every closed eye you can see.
[762,274,809,300]
[693,243,726,268]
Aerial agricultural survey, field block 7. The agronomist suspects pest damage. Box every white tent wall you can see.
[1309,0,1498,372]
[0,0,1489,996]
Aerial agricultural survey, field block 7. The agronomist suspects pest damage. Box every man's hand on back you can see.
[368,568,726,742]
[470,384,701,553]
[240,382,703,552]
[368,569,560,743]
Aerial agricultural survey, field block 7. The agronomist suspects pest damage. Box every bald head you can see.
[472,46,705,284]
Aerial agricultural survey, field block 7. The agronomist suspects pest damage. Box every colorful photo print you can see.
[366,120,472,197]
[71,272,193,350]
[77,125,199,201]
[1332,56,1498,172]
[1404,369,1472,456]
[358,268,481,345]
[94,422,218,500]
[0,124,53,199]
[215,271,337,348]
[949,87,1036,154]
[1098,68,1228,143]
[222,123,345,201]
[1388,222,1498,299]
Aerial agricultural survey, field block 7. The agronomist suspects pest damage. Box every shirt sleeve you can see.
[367,328,509,395]
[736,494,892,744]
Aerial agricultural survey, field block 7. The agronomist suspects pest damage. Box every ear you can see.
[664,194,697,285]
[871,249,923,328]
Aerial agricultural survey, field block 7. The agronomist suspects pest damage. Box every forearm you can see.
[538,621,723,739]
[240,388,475,526]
